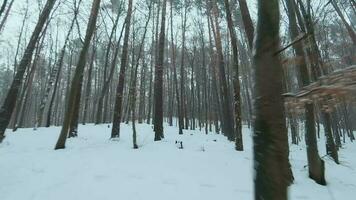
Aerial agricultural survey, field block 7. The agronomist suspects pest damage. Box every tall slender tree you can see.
[210,0,235,141]
[223,0,243,151]
[153,0,167,141]
[55,0,101,149]
[237,0,254,49]
[170,0,183,135]
[0,0,57,143]
[130,2,152,149]
[111,0,133,138]
[287,0,327,185]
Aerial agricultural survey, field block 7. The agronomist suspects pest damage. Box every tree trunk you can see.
[322,111,339,164]
[331,0,356,46]
[211,0,235,141]
[253,0,291,199]
[0,0,8,19]
[95,8,123,124]
[0,0,57,143]
[111,0,133,138]
[82,39,96,125]
[170,0,183,135]
[55,0,101,149]
[285,0,326,185]
[0,0,14,32]
[36,0,81,128]
[96,22,126,124]
[237,0,254,49]
[223,0,243,151]
[130,3,152,148]
[153,0,167,141]
[180,2,188,131]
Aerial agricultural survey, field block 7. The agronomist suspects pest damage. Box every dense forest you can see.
[0,0,355,199]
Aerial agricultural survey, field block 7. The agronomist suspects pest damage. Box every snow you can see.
[0,123,356,200]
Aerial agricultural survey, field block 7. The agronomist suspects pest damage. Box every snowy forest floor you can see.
[0,123,356,200]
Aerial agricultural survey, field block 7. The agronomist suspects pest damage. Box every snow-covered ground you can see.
[0,123,355,200]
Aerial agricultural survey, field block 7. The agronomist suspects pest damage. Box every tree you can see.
[55,0,101,149]
[153,0,167,141]
[0,0,15,32]
[289,0,327,185]
[36,0,82,129]
[95,1,124,124]
[223,0,243,151]
[253,0,291,199]
[170,0,183,135]
[129,1,152,149]
[210,0,235,141]
[0,0,8,18]
[0,0,57,143]
[111,0,133,138]
[180,0,189,130]
[330,0,356,46]
[236,0,254,49]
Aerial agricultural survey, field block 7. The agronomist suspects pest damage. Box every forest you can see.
[0,0,356,199]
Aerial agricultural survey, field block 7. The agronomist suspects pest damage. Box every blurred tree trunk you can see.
[236,0,254,49]
[253,0,291,199]
[286,0,326,185]
[0,0,8,19]
[331,0,356,46]
[0,0,14,32]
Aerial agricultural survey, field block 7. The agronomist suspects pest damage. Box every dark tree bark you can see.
[223,0,243,151]
[170,0,183,135]
[0,0,8,18]
[55,0,101,149]
[322,111,339,164]
[285,0,326,185]
[146,11,155,125]
[95,5,123,124]
[137,55,147,124]
[82,38,96,124]
[236,0,254,49]
[36,0,81,128]
[0,0,57,143]
[130,2,152,149]
[0,0,14,32]
[253,0,291,199]
[180,1,188,130]
[196,16,209,135]
[331,0,356,46]
[207,13,222,134]
[211,0,235,141]
[153,0,167,141]
[111,0,133,138]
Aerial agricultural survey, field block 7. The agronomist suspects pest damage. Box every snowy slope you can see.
[0,123,355,200]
